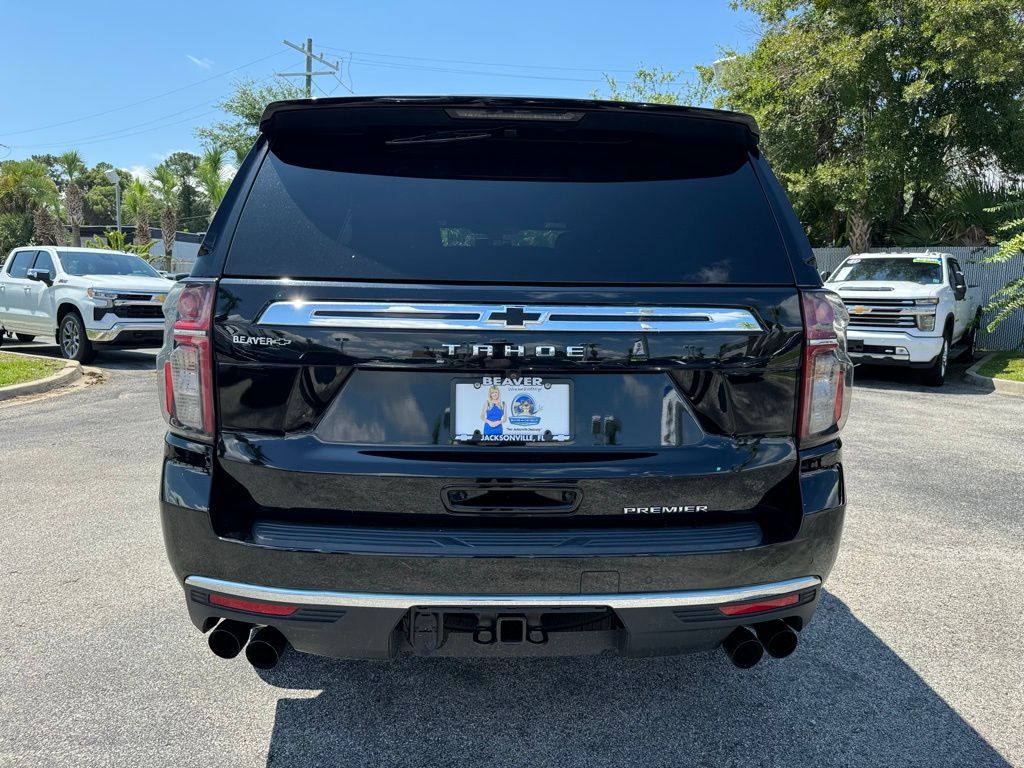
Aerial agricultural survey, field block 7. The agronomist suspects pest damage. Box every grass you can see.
[0,351,64,388]
[977,351,1024,383]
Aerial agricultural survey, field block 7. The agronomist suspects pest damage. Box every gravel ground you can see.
[0,340,1021,767]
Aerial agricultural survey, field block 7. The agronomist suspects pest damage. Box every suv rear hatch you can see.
[164,98,838,556]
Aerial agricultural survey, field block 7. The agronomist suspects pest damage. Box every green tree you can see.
[150,167,177,270]
[123,178,156,255]
[55,150,86,246]
[703,0,1024,251]
[194,147,231,224]
[0,159,61,248]
[157,151,209,232]
[593,65,709,105]
[983,194,1024,336]
[195,78,302,162]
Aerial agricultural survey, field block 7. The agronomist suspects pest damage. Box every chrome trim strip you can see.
[185,575,820,611]
[256,302,763,333]
[850,351,911,361]
[86,321,165,342]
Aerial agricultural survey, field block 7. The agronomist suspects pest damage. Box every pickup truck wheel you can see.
[58,312,96,363]
[958,313,980,361]
[921,335,949,387]
[15,334,35,343]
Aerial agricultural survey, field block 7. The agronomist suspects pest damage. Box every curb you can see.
[0,354,82,402]
[964,352,1024,396]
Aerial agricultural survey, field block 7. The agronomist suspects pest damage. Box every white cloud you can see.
[127,166,150,181]
[186,54,213,69]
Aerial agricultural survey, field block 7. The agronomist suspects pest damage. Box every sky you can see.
[0,1,758,174]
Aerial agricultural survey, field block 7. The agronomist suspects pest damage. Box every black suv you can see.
[158,96,852,671]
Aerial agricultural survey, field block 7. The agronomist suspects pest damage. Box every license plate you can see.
[452,377,572,443]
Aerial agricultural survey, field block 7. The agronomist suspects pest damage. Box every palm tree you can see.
[123,177,154,255]
[150,167,177,270]
[56,150,86,246]
[195,147,231,224]
[0,160,62,245]
[192,146,231,224]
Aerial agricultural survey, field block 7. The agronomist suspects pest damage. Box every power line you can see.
[12,101,218,150]
[8,73,282,151]
[0,50,286,138]
[318,44,634,74]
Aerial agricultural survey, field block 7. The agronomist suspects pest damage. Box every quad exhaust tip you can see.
[754,619,799,659]
[208,619,252,659]
[722,626,764,669]
[245,626,289,670]
[723,620,800,668]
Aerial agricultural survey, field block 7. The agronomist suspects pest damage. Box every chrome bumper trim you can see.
[255,301,764,333]
[185,575,821,611]
[850,351,911,361]
[86,322,164,342]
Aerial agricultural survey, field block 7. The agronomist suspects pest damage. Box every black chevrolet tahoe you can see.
[158,96,852,671]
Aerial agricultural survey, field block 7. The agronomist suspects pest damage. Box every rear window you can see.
[6,251,36,278]
[225,140,793,285]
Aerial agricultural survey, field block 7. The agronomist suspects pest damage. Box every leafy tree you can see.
[593,65,709,105]
[983,194,1024,336]
[195,78,302,163]
[157,151,209,233]
[704,0,1024,251]
[0,213,33,256]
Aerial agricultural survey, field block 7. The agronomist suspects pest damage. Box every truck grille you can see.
[842,298,920,328]
[114,305,164,319]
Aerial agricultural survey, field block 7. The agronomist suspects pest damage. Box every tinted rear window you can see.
[225,142,793,284]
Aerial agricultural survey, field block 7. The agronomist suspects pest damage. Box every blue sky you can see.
[0,1,757,173]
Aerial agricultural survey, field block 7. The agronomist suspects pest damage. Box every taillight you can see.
[160,282,216,439]
[798,290,853,446]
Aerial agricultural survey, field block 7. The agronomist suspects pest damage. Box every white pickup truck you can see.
[0,246,174,363]
[824,251,982,386]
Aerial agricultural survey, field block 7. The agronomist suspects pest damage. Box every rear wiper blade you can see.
[385,130,495,146]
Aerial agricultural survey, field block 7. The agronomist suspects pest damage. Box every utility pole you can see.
[278,38,340,98]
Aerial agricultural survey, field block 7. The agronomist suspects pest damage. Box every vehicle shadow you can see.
[255,593,1009,768]
[853,359,991,396]
[1,337,157,372]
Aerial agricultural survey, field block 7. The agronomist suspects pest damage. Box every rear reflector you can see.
[718,593,800,616]
[209,594,298,617]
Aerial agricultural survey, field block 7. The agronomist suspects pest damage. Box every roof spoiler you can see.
[258,95,760,147]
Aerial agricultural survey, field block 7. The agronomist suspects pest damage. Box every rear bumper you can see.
[161,433,845,659]
[184,575,822,659]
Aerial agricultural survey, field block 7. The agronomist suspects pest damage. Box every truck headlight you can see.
[917,314,936,331]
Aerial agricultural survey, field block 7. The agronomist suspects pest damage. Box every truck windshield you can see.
[59,251,161,278]
[831,257,943,285]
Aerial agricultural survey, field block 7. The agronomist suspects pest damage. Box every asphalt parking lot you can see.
[1,339,1022,768]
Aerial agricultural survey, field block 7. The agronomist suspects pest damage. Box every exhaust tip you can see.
[208,619,252,659]
[245,626,289,670]
[754,619,799,659]
[722,626,764,669]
